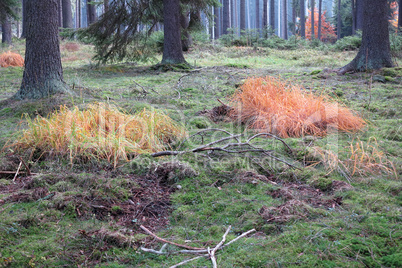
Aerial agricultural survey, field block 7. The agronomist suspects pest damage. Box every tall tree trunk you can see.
[62,0,73,28]
[76,0,81,28]
[352,0,355,35]
[58,0,63,28]
[180,11,192,51]
[317,0,322,40]
[1,16,12,44]
[337,0,341,39]
[338,0,393,74]
[87,0,97,25]
[311,0,315,39]
[292,0,296,35]
[300,0,305,38]
[398,0,401,29]
[256,0,260,33]
[15,0,69,100]
[161,0,186,65]
[282,0,288,39]
[355,0,363,31]
[240,0,246,33]
[214,5,220,39]
[263,0,268,36]
[269,0,275,34]
[21,0,27,38]
[222,0,230,35]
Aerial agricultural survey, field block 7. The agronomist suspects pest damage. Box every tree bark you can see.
[256,0,260,33]
[355,0,363,31]
[15,0,70,100]
[337,0,341,39]
[1,16,12,44]
[338,0,393,74]
[161,0,186,65]
[222,0,230,35]
[76,0,81,28]
[180,11,192,51]
[398,0,401,30]
[282,0,287,39]
[87,0,97,25]
[104,0,109,13]
[21,0,27,38]
[269,0,275,34]
[62,0,73,28]
[240,0,246,32]
[214,5,220,39]
[263,0,268,36]
[300,0,305,38]
[317,0,322,40]
[311,0,315,39]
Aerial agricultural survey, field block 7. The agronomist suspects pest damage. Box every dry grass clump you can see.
[62,42,80,52]
[12,103,187,167]
[0,51,24,67]
[231,76,366,138]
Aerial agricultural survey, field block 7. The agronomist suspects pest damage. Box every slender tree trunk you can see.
[180,11,192,51]
[2,16,12,44]
[15,0,69,100]
[269,0,275,34]
[21,0,27,38]
[62,0,73,28]
[161,0,186,65]
[398,0,401,29]
[311,0,315,39]
[76,0,81,28]
[87,0,97,25]
[240,0,246,33]
[338,0,393,74]
[58,0,63,28]
[256,0,260,33]
[292,0,296,35]
[263,0,268,36]
[222,0,230,35]
[337,0,341,39]
[282,0,288,39]
[355,0,363,31]
[317,0,322,40]
[352,0,356,35]
[214,5,220,39]
[300,0,305,38]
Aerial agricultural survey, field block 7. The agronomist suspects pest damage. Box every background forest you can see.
[0,0,401,267]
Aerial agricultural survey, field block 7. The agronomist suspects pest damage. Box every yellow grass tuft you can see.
[0,51,24,67]
[12,103,187,167]
[231,76,366,138]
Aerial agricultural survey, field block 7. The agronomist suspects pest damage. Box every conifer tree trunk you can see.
[214,5,220,39]
[87,0,97,25]
[355,0,363,31]
[317,0,322,40]
[161,0,186,65]
[300,0,305,38]
[62,0,73,28]
[1,16,12,44]
[256,0,260,33]
[337,0,341,39]
[240,0,246,33]
[282,0,287,39]
[222,0,230,35]
[338,0,393,74]
[398,0,401,30]
[269,0,275,33]
[15,0,70,100]
[311,0,315,39]
[20,0,27,38]
[263,0,268,36]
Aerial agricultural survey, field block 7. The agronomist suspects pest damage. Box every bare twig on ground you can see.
[140,226,256,267]
[12,162,22,183]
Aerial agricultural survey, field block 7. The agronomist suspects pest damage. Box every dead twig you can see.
[140,225,204,250]
[210,226,231,268]
[12,162,22,183]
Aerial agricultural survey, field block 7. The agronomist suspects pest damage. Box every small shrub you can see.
[0,51,24,67]
[230,76,366,138]
[333,32,362,51]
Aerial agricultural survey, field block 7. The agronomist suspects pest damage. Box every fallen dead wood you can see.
[140,225,256,268]
[151,129,301,170]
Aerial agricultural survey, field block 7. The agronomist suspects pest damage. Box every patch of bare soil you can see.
[260,180,351,223]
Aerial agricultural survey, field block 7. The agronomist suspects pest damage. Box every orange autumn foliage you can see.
[231,77,366,138]
[305,9,336,41]
[0,51,24,67]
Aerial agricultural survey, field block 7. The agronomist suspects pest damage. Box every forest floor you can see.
[0,41,401,267]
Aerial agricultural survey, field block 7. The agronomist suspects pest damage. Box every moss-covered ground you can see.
[0,40,401,267]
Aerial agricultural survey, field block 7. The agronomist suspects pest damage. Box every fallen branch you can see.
[140,226,256,267]
[12,162,22,182]
[140,225,204,250]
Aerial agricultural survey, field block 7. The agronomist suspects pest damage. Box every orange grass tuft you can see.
[231,76,366,138]
[12,103,187,167]
[343,137,397,179]
[0,51,24,67]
